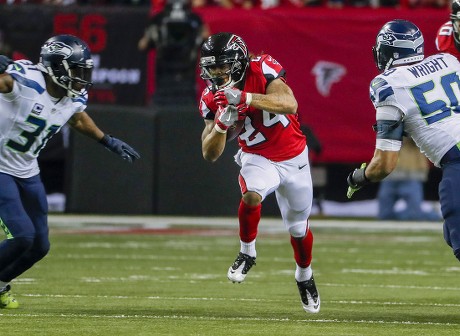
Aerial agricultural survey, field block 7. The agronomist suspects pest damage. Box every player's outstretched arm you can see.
[99,134,140,163]
[346,149,399,199]
[68,112,140,163]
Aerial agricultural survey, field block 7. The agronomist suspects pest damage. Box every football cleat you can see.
[227,252,256,283]
[0,285,19,309]
[296,276,320,313]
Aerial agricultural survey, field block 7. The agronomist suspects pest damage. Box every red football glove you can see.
[236,103,249,118]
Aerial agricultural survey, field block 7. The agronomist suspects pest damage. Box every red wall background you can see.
[0,5,450,164]
[195,7,449,163]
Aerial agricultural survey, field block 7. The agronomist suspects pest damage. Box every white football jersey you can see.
[370,53,460,167]
[0,60,86,178]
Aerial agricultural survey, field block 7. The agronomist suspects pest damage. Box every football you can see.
[226,119,245,142]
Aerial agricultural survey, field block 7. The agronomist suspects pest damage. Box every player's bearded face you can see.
[208,64,231,87]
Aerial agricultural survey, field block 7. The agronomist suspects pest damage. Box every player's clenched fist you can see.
[214,88,252,107]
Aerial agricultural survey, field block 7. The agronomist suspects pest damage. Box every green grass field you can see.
[1,217,459,336]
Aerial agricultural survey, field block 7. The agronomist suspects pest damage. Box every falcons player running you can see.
[198,32,320,313]
[0,35,140,309]
[435,0,460,58]
[347,20,460,264]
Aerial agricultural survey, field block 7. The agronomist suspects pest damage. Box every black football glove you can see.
[0,55,13,74]
[99,134,140,163]
[346,163,369,199]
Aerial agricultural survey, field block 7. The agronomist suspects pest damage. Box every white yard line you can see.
[49,214,442,232]
[0,311,457,326]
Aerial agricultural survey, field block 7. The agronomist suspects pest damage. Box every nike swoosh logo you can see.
[13,64,21,71]
[298,164,308,170]
[229,92,238,98]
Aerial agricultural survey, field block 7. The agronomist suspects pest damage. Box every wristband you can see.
[214,123,228,134]
[99,134,110,146]
[351,167,369,187]
[245,92,253,106]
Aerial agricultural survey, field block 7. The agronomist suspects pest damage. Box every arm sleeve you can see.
[375,105,403,151]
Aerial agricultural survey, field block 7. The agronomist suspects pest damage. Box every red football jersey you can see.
[199,54,306,162]
[436,21,460,59]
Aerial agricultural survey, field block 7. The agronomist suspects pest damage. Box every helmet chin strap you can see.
[384,57,394,71]
[47,71,83,98]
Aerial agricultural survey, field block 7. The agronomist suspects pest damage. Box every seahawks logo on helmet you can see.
[380,33,397,45]
[41,41,73,59]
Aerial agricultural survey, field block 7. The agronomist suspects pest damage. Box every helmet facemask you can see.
[46,59,93,98]
[200,56,245,90]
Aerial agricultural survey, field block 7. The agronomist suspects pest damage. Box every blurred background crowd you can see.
[0,0,450,9]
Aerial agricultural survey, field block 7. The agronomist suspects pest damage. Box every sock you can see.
[295,265,313,282]
[290,228,314,268]
[238,199,261,243]
[240,239,256,258]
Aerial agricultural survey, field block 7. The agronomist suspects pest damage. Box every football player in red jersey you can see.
[436,0,460,58]
[198,32,320,314]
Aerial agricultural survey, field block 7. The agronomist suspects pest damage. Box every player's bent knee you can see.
[32,239,51,261]
[288,223,308,238]
[243,191,262,206]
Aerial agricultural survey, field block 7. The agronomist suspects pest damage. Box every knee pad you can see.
[288,222,308,238]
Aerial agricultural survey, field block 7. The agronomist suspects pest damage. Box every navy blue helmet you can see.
[37,34,93,98]
[372,19,424,72]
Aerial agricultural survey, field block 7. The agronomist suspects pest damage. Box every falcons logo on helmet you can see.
[226,35,248,57]
[311,61,347,97]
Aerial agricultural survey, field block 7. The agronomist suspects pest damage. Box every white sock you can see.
[295,265,312,282]
[240,239,256,258]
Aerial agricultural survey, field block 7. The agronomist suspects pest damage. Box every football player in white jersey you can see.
[347,20,460,264]
[0,35,140,309]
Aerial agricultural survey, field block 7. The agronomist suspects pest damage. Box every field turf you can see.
[1,216,459,335]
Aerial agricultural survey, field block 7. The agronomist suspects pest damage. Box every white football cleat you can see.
[296,276,320,313]
[227,252,256,283]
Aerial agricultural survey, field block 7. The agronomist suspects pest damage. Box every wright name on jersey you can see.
[370,53,460,167]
